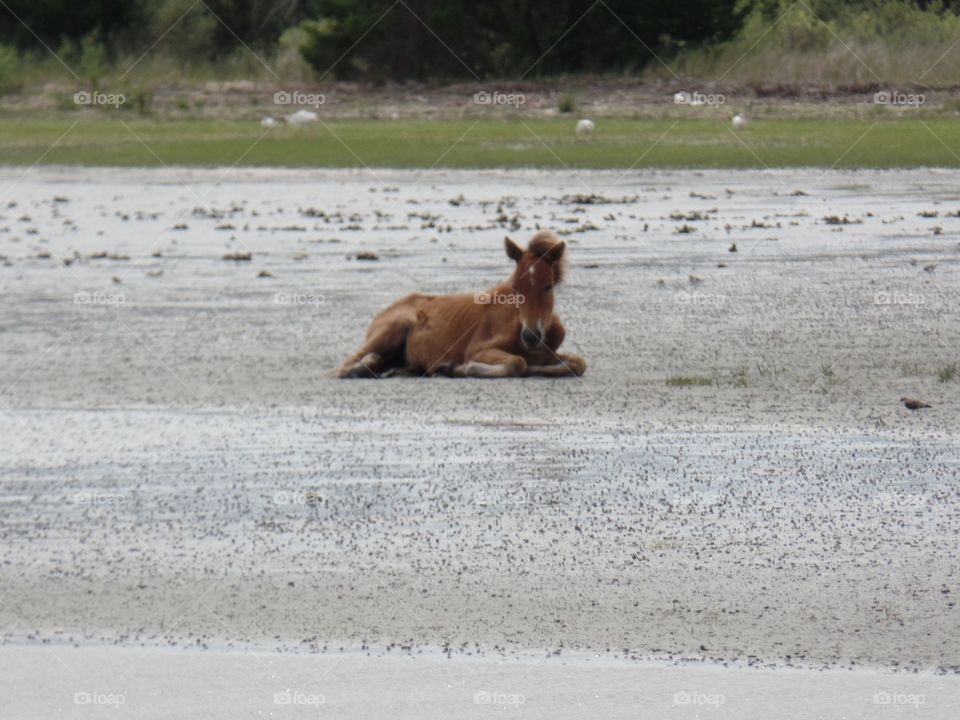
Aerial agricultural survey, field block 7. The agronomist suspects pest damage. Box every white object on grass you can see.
[575,118,595,137]
[287,110,319,127]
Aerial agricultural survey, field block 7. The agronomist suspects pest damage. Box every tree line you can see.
[2,0,959,79]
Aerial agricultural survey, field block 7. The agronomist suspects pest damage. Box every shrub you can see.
[0,45,19,94]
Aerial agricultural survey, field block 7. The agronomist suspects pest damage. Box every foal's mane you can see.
[526,230,566,284]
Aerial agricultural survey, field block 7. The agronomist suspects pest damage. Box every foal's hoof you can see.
[430,362,456,377]
[337,352,384,379]
[565,355,587,376]
[339,363,378,379]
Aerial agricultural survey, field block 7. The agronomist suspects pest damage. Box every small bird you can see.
[729,242,737,252]
[901,397,932,410]
[732,113,747,130]
[575,118,595,137]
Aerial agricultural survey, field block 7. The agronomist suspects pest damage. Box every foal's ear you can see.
[543,239,565,263]
[504,236,524,263]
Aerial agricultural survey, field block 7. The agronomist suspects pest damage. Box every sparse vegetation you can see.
[755,358,783,384]
[666,375,715,387]
[819,363,840,391]
[731,367,749,388]
[900,362,929,377]
[938,362,959,383]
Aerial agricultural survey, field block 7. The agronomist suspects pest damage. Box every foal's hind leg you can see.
[338,326,406,378]
[338,298,420,378]
[338,349,388,378]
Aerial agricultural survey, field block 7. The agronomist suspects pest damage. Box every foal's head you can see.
[504,231,566,351]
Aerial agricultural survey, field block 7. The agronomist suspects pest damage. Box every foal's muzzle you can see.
[520,326,542,350]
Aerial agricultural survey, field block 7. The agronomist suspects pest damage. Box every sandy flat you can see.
[2,644,958,719]
[1,167,958,715]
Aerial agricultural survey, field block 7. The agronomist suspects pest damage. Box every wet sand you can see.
[1,167,959,716]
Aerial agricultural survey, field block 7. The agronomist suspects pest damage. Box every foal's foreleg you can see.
[525,353,587,377]
[454,349,527,378]
[523,318,586,377]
